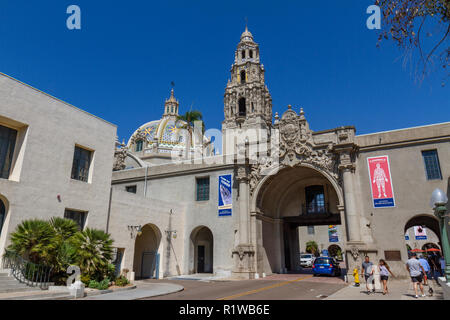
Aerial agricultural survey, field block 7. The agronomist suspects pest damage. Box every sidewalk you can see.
[0,281,183,300]
[326,279,444,300]
[80,281,183,300]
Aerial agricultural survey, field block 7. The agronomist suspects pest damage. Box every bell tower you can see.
[223,27,273,132]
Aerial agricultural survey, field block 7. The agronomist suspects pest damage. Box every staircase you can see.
[0,269,42,294]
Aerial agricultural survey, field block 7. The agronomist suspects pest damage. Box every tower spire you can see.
[164,88,179,116]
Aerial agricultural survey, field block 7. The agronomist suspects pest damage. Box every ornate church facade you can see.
[0,28,449,281]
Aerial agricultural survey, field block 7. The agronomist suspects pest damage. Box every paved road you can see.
[140,272,347,300]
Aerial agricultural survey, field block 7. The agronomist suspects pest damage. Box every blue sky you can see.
[0,0,448,142]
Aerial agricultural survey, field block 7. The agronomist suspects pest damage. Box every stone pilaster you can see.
[232,165,256,279]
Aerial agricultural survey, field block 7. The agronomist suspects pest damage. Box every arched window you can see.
[238,98,246,116]
[0,199,5,236]
[249,50,253,58]
[241,50,246,59]
[240,70,246,84]
[136,140,144,152]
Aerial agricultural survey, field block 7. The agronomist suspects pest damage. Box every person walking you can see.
[361,256,374,294]
[428,253,437,280]
[418,255,431,286]
[439,255,446,277]
[378,259,395,295]
[406,253,426,298]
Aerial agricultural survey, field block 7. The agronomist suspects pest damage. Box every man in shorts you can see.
[361,256,374,294]
[406,253,426,298]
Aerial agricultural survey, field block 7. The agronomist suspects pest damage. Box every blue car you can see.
[312,257,341,277]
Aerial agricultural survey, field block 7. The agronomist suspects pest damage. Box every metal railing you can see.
[2,253,53,289]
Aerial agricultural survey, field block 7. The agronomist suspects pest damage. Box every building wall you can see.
[353,123,450,276]
[108,162,239,277]
[0,73,117,257]
[298,225,344,255]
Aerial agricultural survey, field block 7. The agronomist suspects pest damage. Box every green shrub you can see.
[80,274,91,285]
[98,278,110,290]
[88,280,100,289]
[115,275,129,287]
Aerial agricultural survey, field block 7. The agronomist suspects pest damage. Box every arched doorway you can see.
[422,243,441,251]
[328,244,343,261]
[190,226,213,274]
[133,224,162,279]
[0,197,7,237]
[254,165,344,274]
[404,214,441,260]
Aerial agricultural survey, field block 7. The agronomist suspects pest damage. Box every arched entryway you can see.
[190,226,214,274]
[422,243,441,251]
[254,165,344,275]
[328,244,343,260]
[0,196,7,237]
[404,214,442,262]
[133,224,162,279]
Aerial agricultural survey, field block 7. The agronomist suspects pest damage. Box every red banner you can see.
[367,155,395,208]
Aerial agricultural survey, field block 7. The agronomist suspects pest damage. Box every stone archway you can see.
[190,226,214,274]
[133,224,162,279]
[404,214,441,245]
[252,165,345,275]
[328,244,343,260]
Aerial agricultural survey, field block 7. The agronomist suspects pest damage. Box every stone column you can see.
[341,166,361,242]
[232,165,255,279]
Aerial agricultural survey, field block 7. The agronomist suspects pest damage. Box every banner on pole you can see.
[218,174,232,216]
[367,155,395,208]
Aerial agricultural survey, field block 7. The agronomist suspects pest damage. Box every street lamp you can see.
[430,188,449,283]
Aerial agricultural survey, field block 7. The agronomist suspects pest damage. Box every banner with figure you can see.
[328,225,339,242]
[367,155,395,208]
[414,226,427,240]
[218,174,232,216]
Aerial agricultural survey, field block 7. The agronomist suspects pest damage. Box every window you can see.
[422,150,442,180]
[135,140,143,152]
[305,185,326,214]
[241,50,246,59]
[196,177,210,201]
[71,146,92,182]
[249,50,253,58]
[307,225,315,235]
[64,209,87,230]
[126,185,137,194]
[240,70,246,84]
[0,125,17,179]
[238,98,246,116]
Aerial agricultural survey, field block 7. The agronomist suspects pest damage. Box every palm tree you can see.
[7,219,54,263]
[177,109,204,159]
[71,228,114,279]
[49,217,78,241]
[305,241,319,256]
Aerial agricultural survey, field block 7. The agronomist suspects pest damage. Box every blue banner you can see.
[328,225,339,242]
[218,174,232,216]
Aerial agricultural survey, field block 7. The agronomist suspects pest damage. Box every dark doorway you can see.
[141,251,159,279]
[197,245,205,273]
